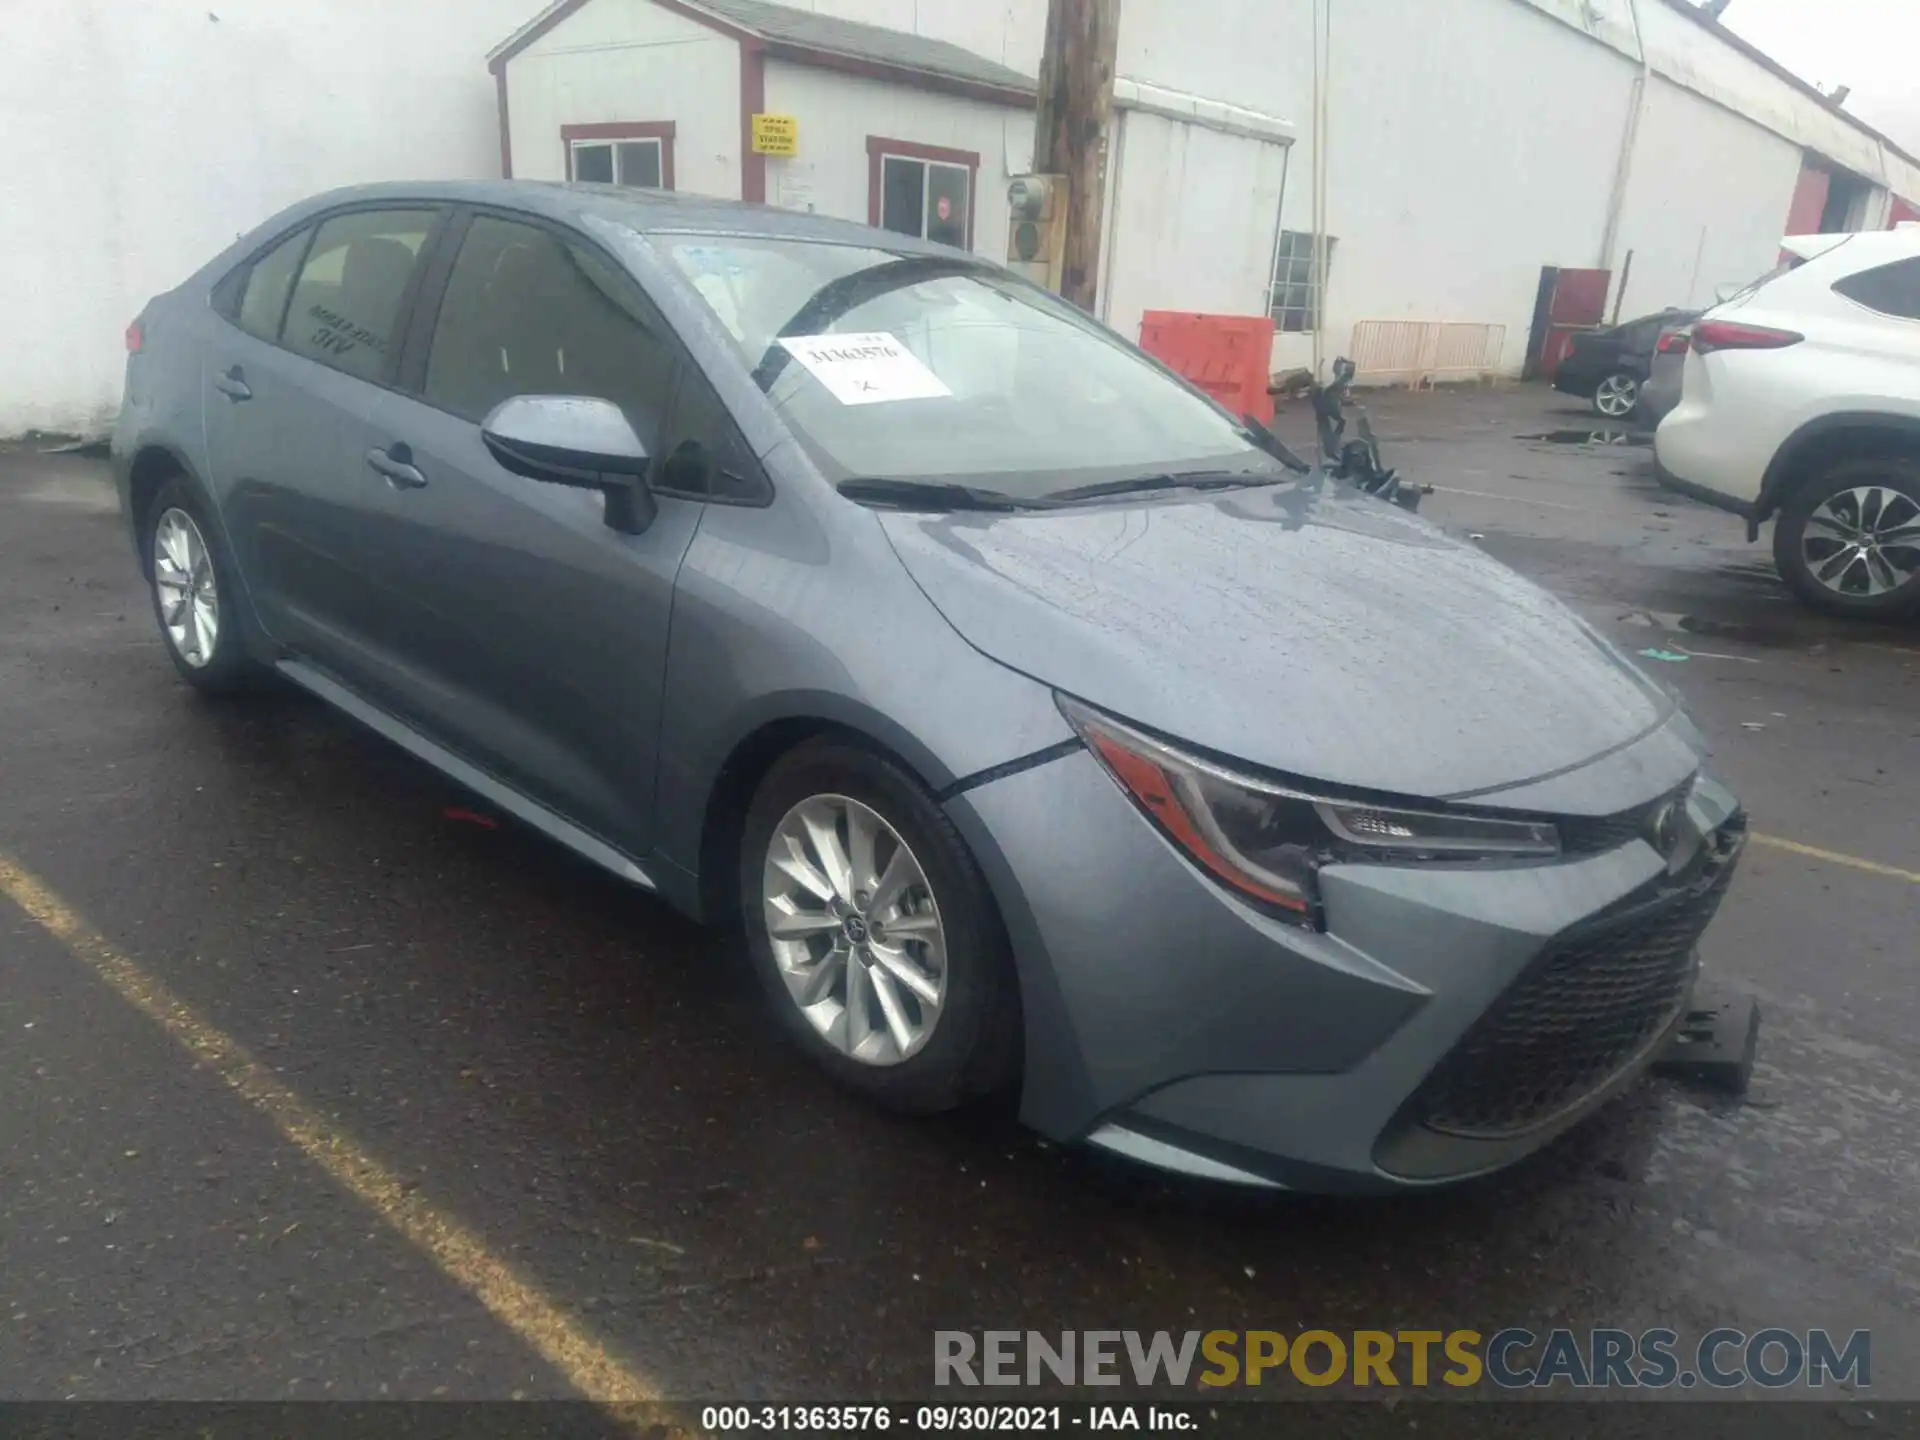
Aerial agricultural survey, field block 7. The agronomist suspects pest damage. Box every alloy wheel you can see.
[1800,485,1920,599]
[761,794,947,1066]
[1593,374,1638,418]
[153,507,219,668]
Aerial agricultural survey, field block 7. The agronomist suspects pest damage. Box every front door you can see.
[205,207,443,666]
[341,213,704,856]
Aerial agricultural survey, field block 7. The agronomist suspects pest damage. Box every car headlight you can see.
[1058,697,1560,925]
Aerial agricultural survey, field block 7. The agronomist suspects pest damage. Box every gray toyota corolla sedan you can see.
[113,181,1745,1191]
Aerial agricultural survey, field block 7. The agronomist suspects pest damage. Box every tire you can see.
[1772,455,1920,619]
[142,476,257,692]
[1592,372,1639,420]
[739,738,1020,1114]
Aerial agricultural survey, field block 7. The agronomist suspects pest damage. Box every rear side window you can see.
[282,209,438,381]
[236,229,309,342]
[422,215,679,443]
[1833,258,1920,321]
[1622,318,1662,351]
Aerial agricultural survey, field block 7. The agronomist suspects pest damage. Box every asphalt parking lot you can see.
[2,383,1917,1415]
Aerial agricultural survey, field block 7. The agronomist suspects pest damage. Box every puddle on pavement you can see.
[1519,429,1653,447]
[1674,614,1784,644]
[1621,607,1810,649]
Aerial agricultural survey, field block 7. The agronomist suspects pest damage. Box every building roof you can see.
[696,0,1035,93]
[1657,0,1920,179]
[490,0,1036,105]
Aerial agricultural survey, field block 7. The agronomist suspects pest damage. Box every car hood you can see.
[877,476,1678,803]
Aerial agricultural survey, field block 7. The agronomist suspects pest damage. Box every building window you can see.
[867,137,976,250]
[561,122,676,189]
[1270,229,1334,332]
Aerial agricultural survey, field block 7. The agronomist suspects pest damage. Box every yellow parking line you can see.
[1752,833,1920,885]
[0,852,661,1407]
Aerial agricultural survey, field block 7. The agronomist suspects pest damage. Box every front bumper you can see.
[947,745,1744,1192]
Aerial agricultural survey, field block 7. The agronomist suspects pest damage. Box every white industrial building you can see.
[7,0,1920,435]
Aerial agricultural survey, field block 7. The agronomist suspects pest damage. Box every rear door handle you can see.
[213,366,252,401]
[366,444,427,490]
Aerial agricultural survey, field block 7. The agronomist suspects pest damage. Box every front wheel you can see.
[739,739,1020,1113]
[1592,372,1639,419]
[1773,457,1920,618]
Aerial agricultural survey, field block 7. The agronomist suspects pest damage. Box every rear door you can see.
[342,210,726,855]
[204,206,445,663]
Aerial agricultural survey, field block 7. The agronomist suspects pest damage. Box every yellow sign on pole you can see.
[751,113,799,156]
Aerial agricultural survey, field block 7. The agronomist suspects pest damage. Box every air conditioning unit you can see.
[1006,174,1067,292]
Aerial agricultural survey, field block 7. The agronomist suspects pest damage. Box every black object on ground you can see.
[1653,994,1761,1094]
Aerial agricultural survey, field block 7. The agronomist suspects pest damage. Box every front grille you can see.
[1559,786,1684,855]
[1411,821,1744,1139]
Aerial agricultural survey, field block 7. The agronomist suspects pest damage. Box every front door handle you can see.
[213,366,252,401]
[366,444,427,490]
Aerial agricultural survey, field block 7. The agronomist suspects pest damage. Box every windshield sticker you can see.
[776,332,953,406]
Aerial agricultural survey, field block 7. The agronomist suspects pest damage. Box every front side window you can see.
[664,235,1277,500]
[282,209,437,382]
[872,143,971,249]
[422,215,679,443]
[1833,257,1920,321]
[236,229,310,342]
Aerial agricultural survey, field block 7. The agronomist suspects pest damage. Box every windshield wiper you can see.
[1044,470,1285,505]
[837,477,1041,512]
[1238,416,1315,473]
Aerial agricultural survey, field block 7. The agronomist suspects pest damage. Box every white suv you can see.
[1655,229,1920,618]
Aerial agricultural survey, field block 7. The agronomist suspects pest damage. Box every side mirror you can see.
[481,395,657,534]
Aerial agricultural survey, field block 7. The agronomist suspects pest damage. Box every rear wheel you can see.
[739,739,1019,1113]
[142,477,257,692]
[1773,456,1920,618]
[1592,372,1639,419]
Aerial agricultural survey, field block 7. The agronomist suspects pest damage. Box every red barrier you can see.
[1137,311,1276,424]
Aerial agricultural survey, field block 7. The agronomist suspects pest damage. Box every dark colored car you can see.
[1554,308,1699,420]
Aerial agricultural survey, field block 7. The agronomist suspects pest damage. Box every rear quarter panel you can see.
[1676,254,1920,489]
[1715,299,1920,475]
[111,287,216,551]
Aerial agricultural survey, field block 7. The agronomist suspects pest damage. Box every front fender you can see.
[651,494,1073,896]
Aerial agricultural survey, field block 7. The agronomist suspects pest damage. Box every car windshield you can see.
[660,235,1280,500]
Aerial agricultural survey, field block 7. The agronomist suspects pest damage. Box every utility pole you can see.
[1031,0,1120,312]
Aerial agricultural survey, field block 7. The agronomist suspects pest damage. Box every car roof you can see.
[1783,228,1920,269]
[266,179,968,256]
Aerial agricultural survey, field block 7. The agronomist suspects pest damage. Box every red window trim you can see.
[741,43,768,203]
[865,136,980,250]
[561,121,677,189]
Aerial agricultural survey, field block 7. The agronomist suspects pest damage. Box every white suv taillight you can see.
[1691,319,1803,353]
